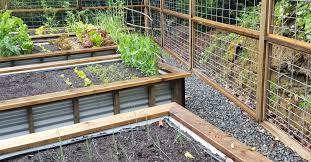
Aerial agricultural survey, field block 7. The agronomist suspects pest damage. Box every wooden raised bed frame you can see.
[0,31,118,68]
[0,103,272,162]
[0,57,189,140]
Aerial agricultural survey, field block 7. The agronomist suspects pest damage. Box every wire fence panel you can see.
[271,1,311,43]
[164,0,189,14]
[193,23,259,110]
[149,10,161,43]
[266,43,311,150]
[8,0,77,9]
[195,0,260,30]
[163,15,190,64]
[150,0,160,7]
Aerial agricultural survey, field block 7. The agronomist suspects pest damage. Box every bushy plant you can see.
[0,11,33,56]
[93,2,160,76]
[88,30,103,47]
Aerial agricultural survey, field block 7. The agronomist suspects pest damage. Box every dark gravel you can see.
[162,54,307,162]
[6,120,222,162]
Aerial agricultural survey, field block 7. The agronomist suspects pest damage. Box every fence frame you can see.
[146,0,311,159]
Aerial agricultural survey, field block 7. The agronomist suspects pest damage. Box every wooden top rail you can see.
[10,5,145,13]
[0,64,190,112]
[0,45,117,63]
[193,17,260,40]
[0,103,272,162]
[266,34,311,54]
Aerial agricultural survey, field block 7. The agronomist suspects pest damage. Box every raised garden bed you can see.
[0,103,272,162]
[0,56,189,140]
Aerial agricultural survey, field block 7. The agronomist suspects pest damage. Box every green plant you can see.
[88,30,103,47]
[269,80,279,106]
[299,95,311,110]
[93,4,160,76]
[74,67,93,87]
[87,63,138,84]
[0,11,33,56]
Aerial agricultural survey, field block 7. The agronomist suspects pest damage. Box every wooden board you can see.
[0,103,172,154]
[169,106,273,162]
[0,54,121,75]
[0,46,117,63]
[261,121,311,161]
[0,103,273,162]
[0,69,190,112]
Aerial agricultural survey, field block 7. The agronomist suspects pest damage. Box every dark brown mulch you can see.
[5,120,220,162]
[0,61,145,101]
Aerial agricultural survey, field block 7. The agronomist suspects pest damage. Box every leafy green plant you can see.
[88,30,103,47]
[93,4,160,76]
[269,80,279,106]
[0,11,33,56]
[87,63,138,84]
[299,95,311,110]
[74,67,93,87]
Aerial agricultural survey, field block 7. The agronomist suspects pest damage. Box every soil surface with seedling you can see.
[162,54,307,162]
[5,120,222,162]
[0,61,145,101]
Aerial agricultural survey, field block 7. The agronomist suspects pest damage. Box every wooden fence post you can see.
[189,0,195,70]
[144,0,150,35]
[160,0,164,47]
[256,0,270,122]
[77,0,82,11]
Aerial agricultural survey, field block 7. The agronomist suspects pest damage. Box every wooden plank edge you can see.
[261,121,311,161]
[266,34,311,54]
[192,68,257,119]
[30,32,75,40]
[0,45,118,63]
[0,54,121,75]
[193,16,260,40]
[169,106,273,162]
[0,71,190,111]
[0,103,174,155]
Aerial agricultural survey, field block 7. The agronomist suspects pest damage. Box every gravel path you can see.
[162,54,306,162]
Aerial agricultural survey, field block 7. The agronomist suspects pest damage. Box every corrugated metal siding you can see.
[32,100,74,132]
[155,82,172,105]
[14,59,41,66]
[43,56,67,63]
[93,50,116,57]
[120,87,149,113]
[79,93,114,122]
[68,53,92,60]
[0,62,12,68]
[0,109,28,140]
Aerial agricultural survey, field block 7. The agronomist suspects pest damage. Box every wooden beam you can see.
[171,79,185,106]
[189,0,195,70]
[192,68,256,119]
[148,85,156,107]
[0,72,190,112]
[0,103,173,155]
[266,34,311,54]
[77,0,82,10]
[144,0,149,35]
[113,91,120,114]
[0,54,121,75]
[170,106,273,162]
[160,0,164,47]
[26,107,35,134]
[163,9,190,20]
[0,45,118,63]
[261,121,311,161]
[193,16,260,39]
[11,8,76,13]
[256,0,270,122]
[72,98,80,124]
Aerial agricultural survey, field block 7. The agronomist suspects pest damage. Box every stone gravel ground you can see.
[162,54,306,162]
